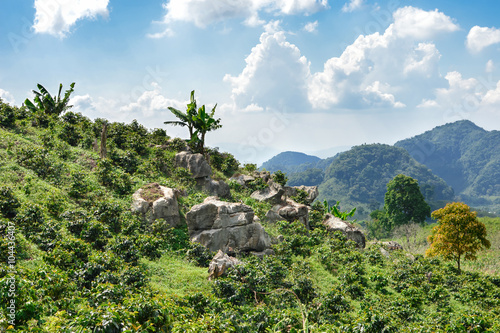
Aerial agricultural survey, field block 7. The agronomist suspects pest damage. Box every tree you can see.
[165,90,221,155]
[191,103,221,156]
[24,82,75,117]
[426,202,490,273]
[383,174,430,230]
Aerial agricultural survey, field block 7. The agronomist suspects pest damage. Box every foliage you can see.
[24,82,75,118]
[384,174,431,230]
[165,90,221,155]
[1,95,500,331]
[271,170,288,187]
[324,200,356,220]
[0,186,20,218]
[427,202,491,272]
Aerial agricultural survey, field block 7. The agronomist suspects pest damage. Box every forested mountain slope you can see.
[318,144,454,216]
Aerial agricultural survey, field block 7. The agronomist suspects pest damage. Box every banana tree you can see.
[24,82,75,117]
[323,200,357,221]
[164,90,198,142]
[165,90,221,156]
[192,103,221,156]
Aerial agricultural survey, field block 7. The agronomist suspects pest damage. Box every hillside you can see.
[395,120,500,211]
[260,151,321,173]
[1,98,500,331]
[318,144,454,216]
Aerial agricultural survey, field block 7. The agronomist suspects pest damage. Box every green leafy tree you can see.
[426,202,490,273]
[191,103,221,155]
[24,82,75,117]
[165,90,221,155]
[383,174,430,230]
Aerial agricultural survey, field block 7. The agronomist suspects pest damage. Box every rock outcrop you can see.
[175,151,212,179]
[203,178,231,199]
[250,182,284,205]
[265,199,309,229]
[323,214,366,248]
[229,174,255,187]
[208,250,241,280]
[131,183,181,227]
[186,197,272,253]
[294,185,319,204]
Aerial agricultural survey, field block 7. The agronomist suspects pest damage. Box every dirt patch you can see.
[141,183,164,204]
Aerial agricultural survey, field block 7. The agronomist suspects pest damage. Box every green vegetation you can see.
[395,120,500,213]
[384,174,431,230]
[164,90,221,155]
[0,94,499,331]
[318,144,453,218]
[261,151,321,174]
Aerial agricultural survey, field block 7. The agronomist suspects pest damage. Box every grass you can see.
[142,253,211,298]
[380,217,500,276]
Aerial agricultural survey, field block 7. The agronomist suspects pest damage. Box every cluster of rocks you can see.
[131,152,369,281]
[175,151,230,199]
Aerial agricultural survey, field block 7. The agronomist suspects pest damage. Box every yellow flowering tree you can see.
[426,202,490,273]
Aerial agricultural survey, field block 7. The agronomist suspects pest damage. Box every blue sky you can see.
[1,0,500,164]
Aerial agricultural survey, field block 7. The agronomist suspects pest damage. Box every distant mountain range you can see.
[260,120,500,217]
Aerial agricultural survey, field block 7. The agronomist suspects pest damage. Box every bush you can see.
[272,170,288,187]
[0,186,20,218]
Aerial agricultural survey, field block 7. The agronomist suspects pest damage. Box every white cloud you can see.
[392,6,459,39]
[151,0,328,36]
[0,88,15,105]
[363,81,405,108]
[481,80,500,106]
[342,0,363,13]
[33,0,109,38]
[303,21,318,33]
[308,7,455,110]
[466,26,500,53]
[223,28,311,112]
[486,60,495,73]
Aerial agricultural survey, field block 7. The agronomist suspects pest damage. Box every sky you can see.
[1,0,500,165]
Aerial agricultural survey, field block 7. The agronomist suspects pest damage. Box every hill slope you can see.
[395,120,500,209]
[317,144,454,215]
[260,151,321,173]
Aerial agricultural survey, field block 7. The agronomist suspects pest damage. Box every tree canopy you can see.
[426,202,491,273]
[383,174,430,230]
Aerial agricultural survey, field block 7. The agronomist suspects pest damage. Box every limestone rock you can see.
[203,178,231,198]
[294,185,319,204]
[208,250,241,280]
[175,151,212,179]
[131,183,181,227]
[252,170,271,183]
[323,214,366,248]
[229,174,255,187]
[381,241,403,251]
[265,199,309,229]
[186,197,272,253]
[250,182,284,205]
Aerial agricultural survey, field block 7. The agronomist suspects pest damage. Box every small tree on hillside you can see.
[383,174,430,231]
[426,202,490,273]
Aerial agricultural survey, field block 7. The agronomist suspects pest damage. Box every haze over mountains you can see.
[260,120,500,217]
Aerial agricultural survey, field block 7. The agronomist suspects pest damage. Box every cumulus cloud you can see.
[0,88,15,105]
[466,26,500,53]
[223,27,311,113]
[392,6,459,39]
[481,80,500,106]
[303,21,318,33]
[308,7,455,109]
[151,0,328,36]
[33,0,109,38]
[342,0,363,13]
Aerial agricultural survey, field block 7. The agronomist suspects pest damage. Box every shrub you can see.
[272,170,288,186]
[14,203,45,238]
[186,242,214,267]
[0,186,20,218]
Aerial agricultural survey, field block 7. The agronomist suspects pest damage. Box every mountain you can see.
[395,120,500,205]
[260,151,321,173]
[318,144,454,216]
